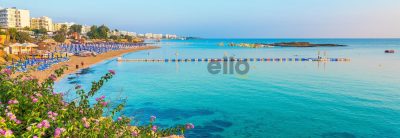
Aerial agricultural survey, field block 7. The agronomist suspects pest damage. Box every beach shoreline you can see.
[28,46,159,82]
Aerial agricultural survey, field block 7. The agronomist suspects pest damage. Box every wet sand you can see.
[29,46,159,82]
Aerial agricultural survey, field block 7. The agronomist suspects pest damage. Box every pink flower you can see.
[118,117,122,121]
[3,130,13,137]
[2,69,12,76]
[101,102,108,107]
[15,120,21,124]
[6,112,16,120]
[6,112,21,124]
[42,120,50,128]
[48,111,58,116]
[185,123,195,129]
[37,123,43,128]
[54,128,65,137]
[33,136,38,138]
[37,120,50,129]
[49,74,57,81]
[35,93,42,97]
[7,99,18,104]
[108,70,116,75]
[84,122,90,128]
[81,117,90,128]
[32,98,38,103]
[47,111,58,120]
[131,131,138,137]
[96,95,106,101]
[54,128,61,136]
[151,125,157,132]
[150,115,156,122]
[96,95,105,101]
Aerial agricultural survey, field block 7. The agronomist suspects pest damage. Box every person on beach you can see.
[81,61,84,67]
[76,65,79,69]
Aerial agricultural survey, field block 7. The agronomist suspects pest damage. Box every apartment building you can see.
[0,7,30,28]
[31,16,53,31]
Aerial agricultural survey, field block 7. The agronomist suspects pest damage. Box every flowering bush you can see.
[0,66,193,137]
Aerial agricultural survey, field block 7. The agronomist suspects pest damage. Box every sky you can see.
[1,0,400,38]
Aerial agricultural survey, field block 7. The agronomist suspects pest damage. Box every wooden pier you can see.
[116,57,351,62]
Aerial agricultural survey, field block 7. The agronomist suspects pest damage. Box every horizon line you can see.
[191,37,400,39]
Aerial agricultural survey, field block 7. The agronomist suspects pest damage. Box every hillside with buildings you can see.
[0,7,181,64]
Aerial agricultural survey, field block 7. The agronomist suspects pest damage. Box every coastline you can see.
[28,46,159,82]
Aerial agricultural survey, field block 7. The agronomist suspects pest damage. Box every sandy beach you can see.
[28,46,159,81]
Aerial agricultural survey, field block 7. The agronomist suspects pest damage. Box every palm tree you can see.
[69,24,82,35]
[6,28,18,43]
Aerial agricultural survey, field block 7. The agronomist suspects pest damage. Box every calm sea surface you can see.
[55,39,400,138]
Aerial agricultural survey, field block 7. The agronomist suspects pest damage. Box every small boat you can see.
[385,50,395,53]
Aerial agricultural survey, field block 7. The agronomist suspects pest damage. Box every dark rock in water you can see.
[185,132,222,138]
[68,80,81,84]
[227,42,346,48]
[76,68,95,75]
[211,120,233,128]
[321,132,356,138]
[198,125,224,133]
[185,124,226,138]
[67,76,77,80]
[193,109,214,116]
[126,107,215,123]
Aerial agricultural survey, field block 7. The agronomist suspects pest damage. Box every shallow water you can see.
[56,39,400,138]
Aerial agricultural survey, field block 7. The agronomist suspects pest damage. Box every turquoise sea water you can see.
[55,39,400,138]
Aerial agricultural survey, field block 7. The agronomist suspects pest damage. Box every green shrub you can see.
[0,66,193,137]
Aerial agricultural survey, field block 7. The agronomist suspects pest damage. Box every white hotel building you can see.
[53,22,75,31]
[0,7,31,28]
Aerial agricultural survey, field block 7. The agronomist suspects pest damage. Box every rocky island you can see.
[268,42,346,47]
[221,42,346,48]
